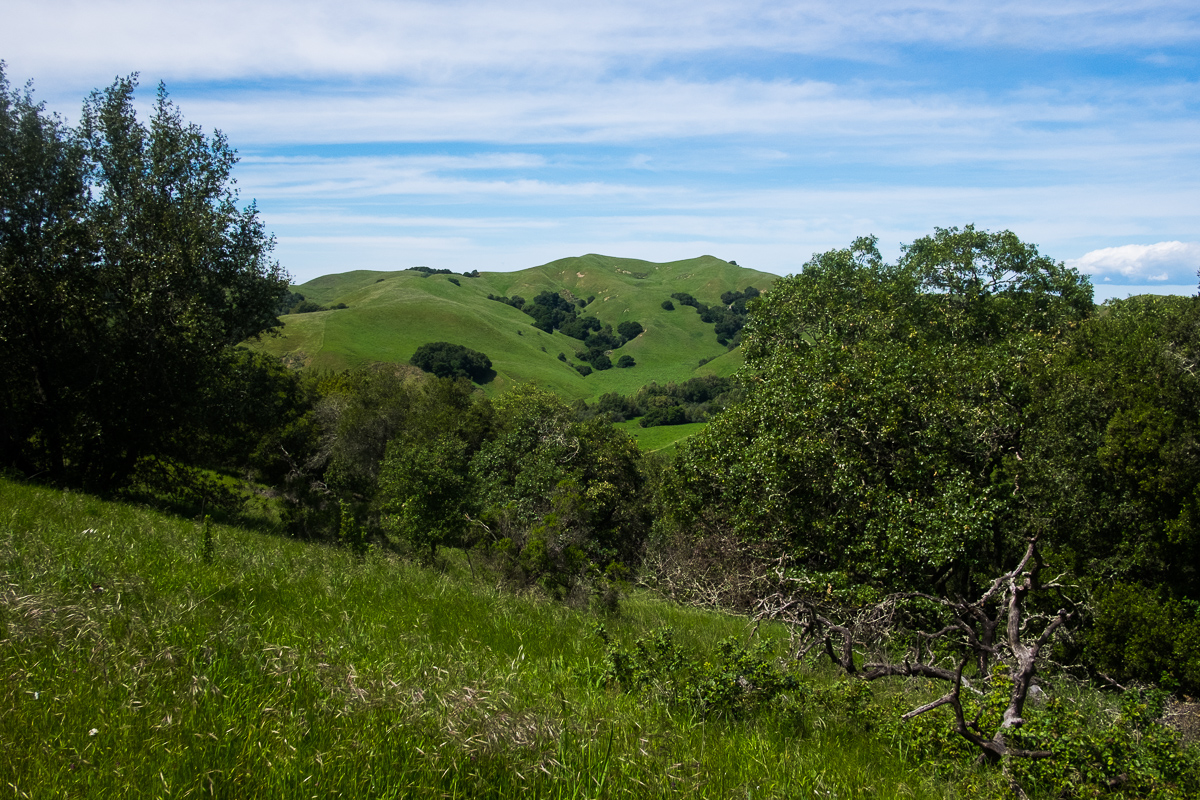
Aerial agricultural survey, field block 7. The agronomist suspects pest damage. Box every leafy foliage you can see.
[379,433,474,560]
[1023,295,1200,689]
[890,683,1200,799]
[524,290,583,333]
[616,320,644,341]
[599,628,802,721]
[0,69,288,489]
[670,229,1093,594]
[410,341,494,383]
[469,386,649,595]
[575,375,735,426]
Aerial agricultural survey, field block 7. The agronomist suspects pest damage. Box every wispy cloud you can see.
[4,1,1197,284]
[8,1,1199,87]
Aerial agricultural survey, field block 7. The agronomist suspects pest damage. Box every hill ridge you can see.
[253,254,777,403]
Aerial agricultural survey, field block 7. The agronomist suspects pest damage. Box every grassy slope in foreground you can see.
[253,254,773,403]
[0,478,970,799]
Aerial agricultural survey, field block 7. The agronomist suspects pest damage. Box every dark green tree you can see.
[379,433,473,560]
[275,367,492,539]
[669,228,1093,595]
[469,386,649,590]
[0,65,93,479]
[0,69,289,488]
[616,320,644,342]
[410,341,493,383]
[1025,295,1200,689]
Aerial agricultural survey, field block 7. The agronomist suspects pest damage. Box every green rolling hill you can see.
[253,254,777,403]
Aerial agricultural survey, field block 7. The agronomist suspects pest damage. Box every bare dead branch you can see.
[749,537,1079,780]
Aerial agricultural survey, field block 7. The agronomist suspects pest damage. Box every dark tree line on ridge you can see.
[667,286,759,347]
[5,68,1200,785]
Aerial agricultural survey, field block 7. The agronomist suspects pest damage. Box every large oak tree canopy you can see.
[670,228,1095,596]
[0,68,289,488]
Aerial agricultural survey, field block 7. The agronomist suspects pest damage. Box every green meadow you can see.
[253,254,771,403]
[614,421,707,454]
[0,477,990,799]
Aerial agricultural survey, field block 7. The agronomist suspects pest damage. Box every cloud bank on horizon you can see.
[1066,241,1200,283]
[2,0,1197,297]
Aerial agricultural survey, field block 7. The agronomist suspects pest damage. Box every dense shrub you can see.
[410,342,493,383]
[616,320,644,341]
[640,405,687,428]
[1086,583,1200,692]
[487,293,526,309]
[599,628,802,721]
[887,682,1200,799]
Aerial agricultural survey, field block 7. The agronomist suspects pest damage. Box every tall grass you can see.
[1,478,975,798]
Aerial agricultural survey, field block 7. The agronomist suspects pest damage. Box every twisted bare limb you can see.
[752,539,1077,772]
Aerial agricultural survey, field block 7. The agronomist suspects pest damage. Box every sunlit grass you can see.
[253,256,771,403]
[0,478,975,798]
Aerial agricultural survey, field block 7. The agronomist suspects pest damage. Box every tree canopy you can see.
[670,229,1094,596]
[409,341,494,383]
[0,68,289,489]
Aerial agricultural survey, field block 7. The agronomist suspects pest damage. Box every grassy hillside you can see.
[615,420,707,455]
[0,478,976,798]
[253,255,774,403]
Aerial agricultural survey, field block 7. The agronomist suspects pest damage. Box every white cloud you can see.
[259,177,1200,283]
[185,79,986,146]
[1066,241,1200,283]
[5,1,1199,89]
[7,2,1195,287]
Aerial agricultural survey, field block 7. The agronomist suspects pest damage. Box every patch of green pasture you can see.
[695,347,744,377]
[615,420,707,453]
[253,255,775,403]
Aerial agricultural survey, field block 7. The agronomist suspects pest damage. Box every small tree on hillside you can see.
[378,434,472,561]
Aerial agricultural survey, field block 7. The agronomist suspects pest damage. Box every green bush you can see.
[883,678,1200,799]
[616,320,644,341]
[600,628,802,721]
[639,405,686,428]
[1087,583,1200,692]
[410,341,493,382]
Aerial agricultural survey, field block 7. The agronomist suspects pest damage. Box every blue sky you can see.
[4,1,1198,300]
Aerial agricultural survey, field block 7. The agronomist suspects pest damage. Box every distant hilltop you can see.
[251,255,778,403]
